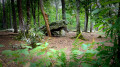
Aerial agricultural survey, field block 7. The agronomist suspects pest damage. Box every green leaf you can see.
[81,44,88,50]
[24,46,32,49]
[2,50,13,56]
[94,23,104,28]
[36,43,42,46]
[44,42,49,47]
[49,49,56,53]
[69,62,78,67]
[0,62,2,67]
[15,49,29,57]
[92,9,100,14]
[86,49,98,54]
[0,44,4,47]
[72,50,83,55]
[98,26,105,31]
[30,63,36,67]
[37,51,45,56]
[81,63,93,67]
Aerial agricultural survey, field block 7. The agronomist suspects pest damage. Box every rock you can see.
[40,20,68,36]
[61,29,66,36]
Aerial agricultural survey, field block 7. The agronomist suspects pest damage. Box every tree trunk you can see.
[26,0,30,33]
[2,0,7,29]
[61,0,66,21]
[95,22,98,31]
[55,0,58,21]
[118,2,120,63]
[31,0,36,25]
[0,1,2,28]
[9,0,13,29]
[11,0,18,33]
[90,21,93,32]
[38,0,40,26]
[90,5,93,32]
[40,0,51,37]
[17,0,24,33]
[84,8,89,32]
[76,0,81,36]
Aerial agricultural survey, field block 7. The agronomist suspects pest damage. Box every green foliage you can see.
[0,44,4,47]
[0,62,2,67]
[15,25,44,48]
[2,42,67,67]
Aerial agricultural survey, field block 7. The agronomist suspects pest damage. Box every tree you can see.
[40,0,51,36]
[26,0,30,33]
[2,0,7,29]
[38,0,40,26]
[76,0,81,36]
[31,0,36,25]
[118,2,120,63]
[9,0,13,28]
[84,0,89,32]
[11,0,18,33]
[61,0,66,21]
[17,0,24,33]
[55,0,58,21]
[90,6,93,32]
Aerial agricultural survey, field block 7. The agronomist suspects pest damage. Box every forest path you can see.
[0,31,110,55]
[44,32,110,59]
[0,31,111,66]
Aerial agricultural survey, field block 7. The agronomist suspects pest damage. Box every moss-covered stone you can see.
[40,20,68,36]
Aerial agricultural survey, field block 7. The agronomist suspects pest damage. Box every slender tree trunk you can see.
[90,20,93,32]
[31,0,36,25]
[11,0,18,33]
[118,2,120,63]
[38,0,40,26]
[17,0,24,32]
[40,0,51,36]
[55,0,58,21]
[76,0,81,36]
[33,0,36,25]
[90,5,93,32]
[2,0,7,29]
[26,0,30,33]
[95,22,98,31]
[61,0,66,21]
[9,0,13,28]
[0,1,2,28]
[84,8,89,32]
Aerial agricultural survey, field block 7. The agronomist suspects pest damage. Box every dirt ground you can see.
[0,31,111,67]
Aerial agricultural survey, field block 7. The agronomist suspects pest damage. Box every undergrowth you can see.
[1,37,119,67]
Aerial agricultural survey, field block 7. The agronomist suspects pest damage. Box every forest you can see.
[0,0,120,67]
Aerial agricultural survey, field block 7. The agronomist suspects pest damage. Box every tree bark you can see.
[61,0,66,21]
[38,0,40,26]
[2,0,7,29]
[55,0,58,21]
[17,0,24,33]
[9,0,13,29]
[40,0,51,37]
[90,20,93,32]
[90,5,93,32]
[84,8,89,32]
[26,0,30,33]
[31,0,36,25]
[95,22,98,31]
[84,0,89,32]
[11,0,18,33]
[76,0,81,36]
[118,2,120,63]
[0,1,2,28]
